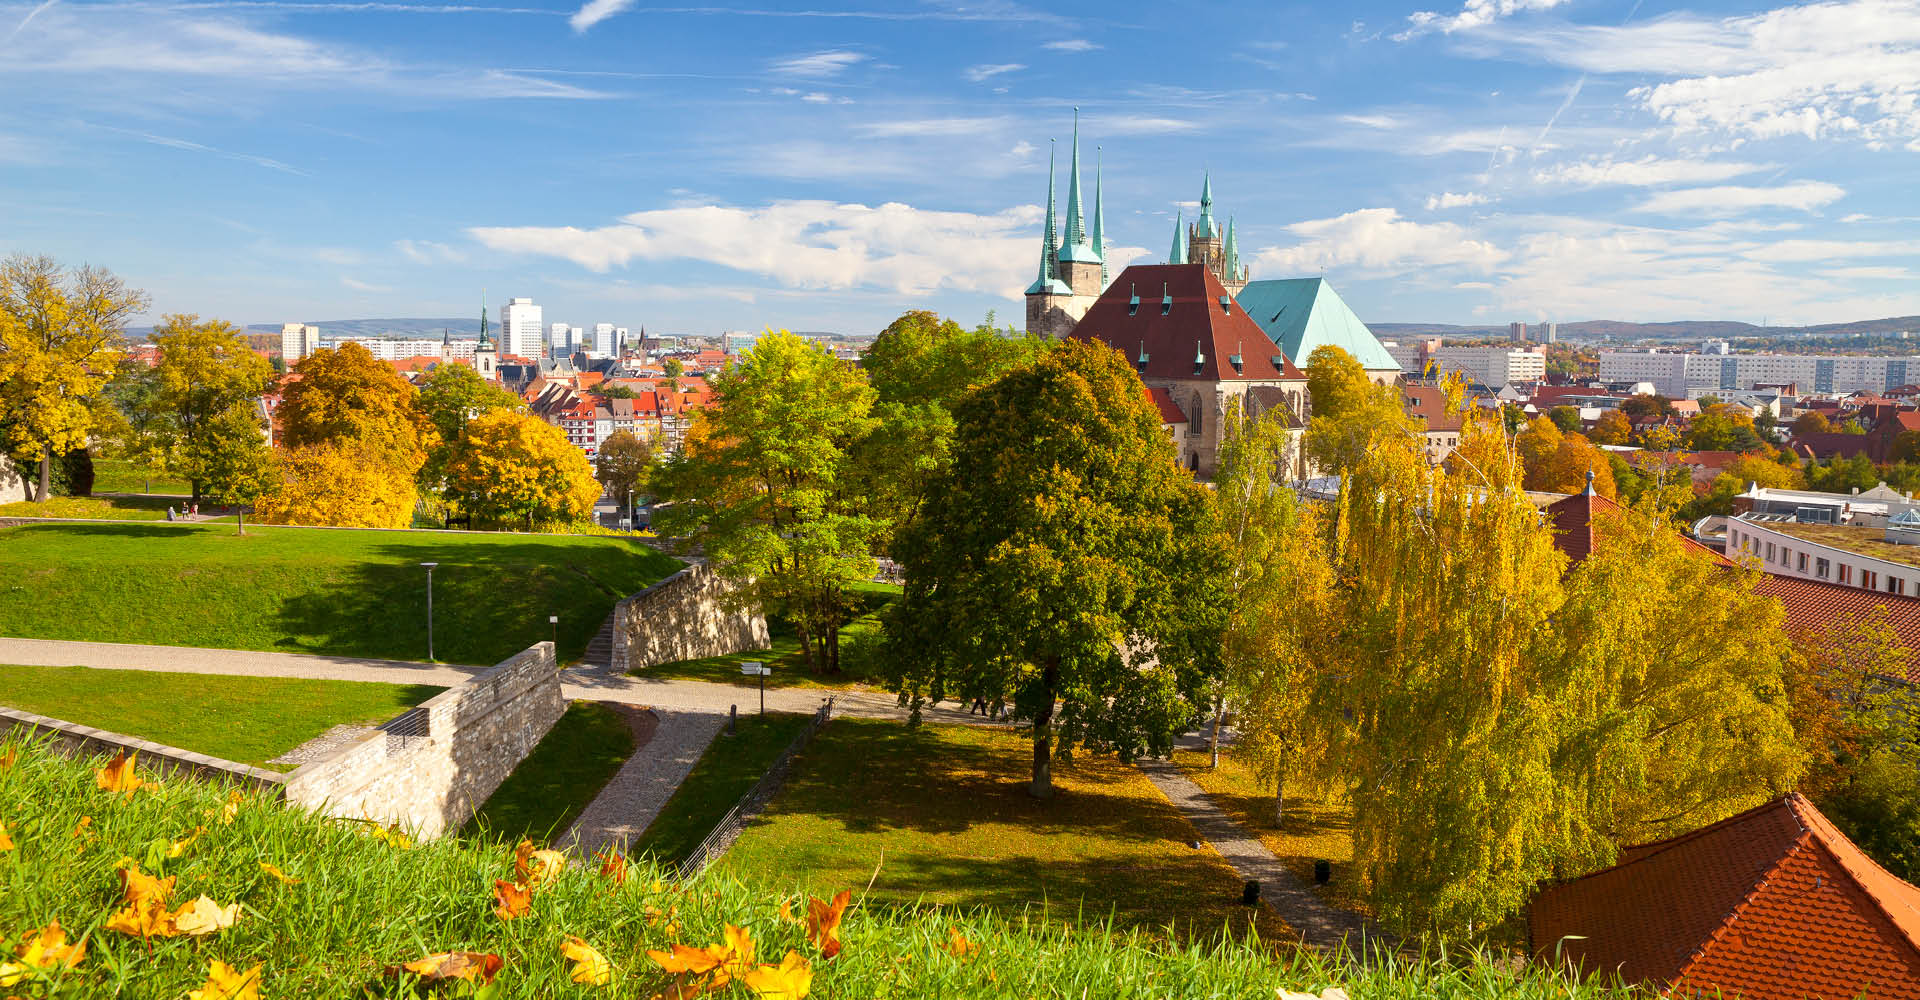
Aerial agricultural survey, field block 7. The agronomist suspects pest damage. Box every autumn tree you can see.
[1301,344,1416,474]
[101,365,173,492]
[150,314,274,504]
[414,362,522,489]
[662,357,683,396]
[1638,423,1683,451]
[887,338,1228,798]
[278,342,427,475]
[1589,409,1631,445]
[653,331,883,672]
[1516,415,1616,495]
[594,430,652,515]
[443,410,601,530]
[1792,410,1833,436]
[1548,405,1580,434]
[192,406,278,535]
[1209,399,1334,821]
[256,443,417,529]
[0,255,147,500]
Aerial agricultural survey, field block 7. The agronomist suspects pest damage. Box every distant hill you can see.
[243,318,483,338]
[1373,316,1920,342]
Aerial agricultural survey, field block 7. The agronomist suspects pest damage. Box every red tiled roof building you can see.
[1531,793,1920,999]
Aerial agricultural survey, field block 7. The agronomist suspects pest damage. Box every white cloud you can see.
[394,239,466,264]
[1745,238,1920,262]
[1043,38,1100,52]
[1086,114,1200,135]
[340,275,390,292]
[1339,113,1402,129]
[800,92,832,103]
[1634,181,1846,215]
[1253,208,1508,274]
[568,0,629,32]
[469,200,1046,297]
[1532,156,1770,188]
[769,50,866,78]
[855,117,1012,138]
[1820,266,1914,279]
[1397,0,1569,40]
[963,63,1024,82]
[1425,191,1489,210]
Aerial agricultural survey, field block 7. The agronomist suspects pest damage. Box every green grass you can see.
[0,736,1648,998]
[634,583,900,690]
[0,521,682,665]
[0,495,234,522]
[1176,750,1367,915]
[90,457,193,496]
[631,711,814,865]
[0,665,439,770]
[465,700,637,844]
[722,718,1296,941]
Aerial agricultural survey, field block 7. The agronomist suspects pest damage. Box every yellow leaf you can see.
[940,927,977,958]
[216,791,243,826]
[68,816,91,840]
[595,850,627,885]
[187,960,262,1000]
[741,950,813,1000]
[0,921,85,987]
[0,823,12,853]
[94,751,144,796]
[804,890,850,960]
[117,864,174,906]
[492,880,531,921]
[167,826,206,858]
[645,943,725,976]
[388,952,502,984]
[104,899,176,939]
[0,747,15,769]
[512,839,566,886]
[560,935,612,986]
[171,896,240,936]
[259,862,299,885]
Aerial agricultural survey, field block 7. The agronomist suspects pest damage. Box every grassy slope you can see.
[465,701,636,844]
[91,457,192,495]
[632,710,813,865]
[722,719,1292,941]
[0,522,681,665]
[1175,750,1367,914]
[0,495,234,522]
[0,738,1644,999]
[634,582,899,690]
[0,665,439,770]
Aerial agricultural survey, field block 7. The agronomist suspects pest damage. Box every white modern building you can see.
[329,336,473,361]
[1429,345,1546,388]
[1600,350,1920,397]
[549,323,574,355]
[500,297,543,359]
[591,322,617,359]
[1728,514,1920,598]
[280,323,320,364]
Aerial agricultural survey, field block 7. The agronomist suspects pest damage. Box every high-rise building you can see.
[1509,321,1529,343]
[501,297,543,359]
[1430,345,1546,388]
[549,322,573,356]
[592,322,616,359]
[1600,350,1920,397]
[1545,323,1559,344]
[280,323,319,364]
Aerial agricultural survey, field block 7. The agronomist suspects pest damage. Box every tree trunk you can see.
[1274,768,1286,827]
[236,509,245,536]
[825,621,841,674]
[1030,658,1059,799]
[35,445,51,502]
[1210,696,1223,769]
[793,620,815,673]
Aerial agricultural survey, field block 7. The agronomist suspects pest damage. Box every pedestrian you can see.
[165,507,175,522]
[970,696,988,716]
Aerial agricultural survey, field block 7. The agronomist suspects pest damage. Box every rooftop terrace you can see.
[1767,520,1920,569]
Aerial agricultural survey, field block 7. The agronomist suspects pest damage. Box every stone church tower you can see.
[1025,114,1109,339]
[1173,175,1248,294]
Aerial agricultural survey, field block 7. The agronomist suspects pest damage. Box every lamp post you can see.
[549,614,558,652]
[420,562,438,662]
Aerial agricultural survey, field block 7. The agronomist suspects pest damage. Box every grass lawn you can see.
[0,521,681,665]
[90,457,193,495]
[1174,749,1366,914]
[634,582,900,690]
[631,710,813,865]
[0,495,234,522]
[0,664,439,770]
[721,718,1292,942]
[465,700,636,845]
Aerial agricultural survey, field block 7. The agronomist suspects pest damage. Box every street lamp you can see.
[549,614,559,652]
[420,562,438,662]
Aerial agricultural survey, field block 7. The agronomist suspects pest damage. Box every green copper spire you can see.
[478,290,492,347]
[1057,109,1099,265]
[1091,145,1107,286]
[1195,173,1219,239]
[1025,140,1071,296]
[1169,212,1187,265]
[1224,216,1239,279]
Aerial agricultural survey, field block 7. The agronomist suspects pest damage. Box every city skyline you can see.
[3,0,1917,335]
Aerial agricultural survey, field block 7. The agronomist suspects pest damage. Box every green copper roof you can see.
[1223,217,1239,276]
[1168,213,1187,264]
[1092,147,1107,286]
[1194,173,1219,240]
[1057,112,1101,265]
[1236,277,1400,372]
[1026,141,1065,296]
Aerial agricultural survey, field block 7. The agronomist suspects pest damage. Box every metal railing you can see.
[675,697,834,881]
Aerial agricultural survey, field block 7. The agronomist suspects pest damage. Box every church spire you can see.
[478,290,492,347]
[1169,212,1187,265]
[1224,216,1239,278]
[1092,145,1107,286]
[1063,109,1085,249]
[1025,140,1068,295]
[1195,172,1218,239]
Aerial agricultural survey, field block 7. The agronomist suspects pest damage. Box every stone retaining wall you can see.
[282,642,566,838]
[0,706,282,790]
[0,455,25,505]
[616,563,769,672]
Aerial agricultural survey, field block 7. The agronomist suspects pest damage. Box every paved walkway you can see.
[560,705,731,859]
[1137,757,1390,953]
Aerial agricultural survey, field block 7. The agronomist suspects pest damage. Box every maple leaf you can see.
[172,896,241,936]
[386,951,504,985]
[645,974,706,1000]
[513,839,566,887]
[104,898,176,939]
[0,747,15,769]
[645,943,726,976]
[70,816,92,840]
[95,751,144,796]
[259,862,300,885]
[366,823,412,849]
[804,890,850,960]
[492,879,531,920]
[741,950,813,1000]
[117,864,175,906]
[560,935,612,986]
[940,927,978,958]
[215,791,243,826]
[595,850,628,885]
[187,960,262,1000]
[0,821,12,853]
[0,921,86,988]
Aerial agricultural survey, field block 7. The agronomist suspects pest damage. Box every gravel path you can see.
[560,706,726,859]
[1137,757,1390,953]
[0,637,483,686]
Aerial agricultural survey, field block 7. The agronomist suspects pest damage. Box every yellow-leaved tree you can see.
[254,442,415,528]
[263,342,429,526]
[442,411,600,530]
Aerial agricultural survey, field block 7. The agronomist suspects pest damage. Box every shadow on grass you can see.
[4,521,198,538]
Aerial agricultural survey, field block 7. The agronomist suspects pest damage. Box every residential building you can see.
[1402,384,1464,462]
[1529,793,1920,1000]
[1732,482,1920,527]
[500,297,543,359]
[549,323,574,356]
[1509,321,1528,342]
[1727,514,1920,599]
[1236,278,1401,383]
[591,322,617,358]
[1544,322,1558,344]
[1601,349,1920,397]
[280,323,320,364]
[1428,344,1546,388]
[721,331,758,353]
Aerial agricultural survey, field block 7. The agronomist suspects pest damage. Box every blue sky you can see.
[3,0,1917,336]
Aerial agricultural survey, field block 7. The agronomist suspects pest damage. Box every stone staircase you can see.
[580,613,618,671]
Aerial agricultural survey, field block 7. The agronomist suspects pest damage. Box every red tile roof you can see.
[1531,793,1920,1000]
[1070,263,1306,383]
[1145,386,1187,426]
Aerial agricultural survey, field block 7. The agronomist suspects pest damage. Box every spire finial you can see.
[1025,139,1065,296]
[1091,143,1107,286]
[1062,110,1087,254]
[1583,468,1596,496]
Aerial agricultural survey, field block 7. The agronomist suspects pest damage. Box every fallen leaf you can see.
[0,747,15,769]
[560,935,612,986]
[595,850,627,885]
[645,974,706,1000]
[0,922,86,988]
[187,960,261,1000]
[804,890,850,960]
[95,752,144,796]
[0,823,12,853]
[387,951,504,985]
[167,826,206,858]
[172,896,240,936]
[367,824,411,850]
[216,791,243,826]
[513,840,566,887]
[777,899,795,923]
[492,879,531,920]
[104,899,176,939]
[645,944,726,976]
[259,862,299,885]
[741,950,813,1000]
[69,817,92,840]
[117,865,175,906]
[940,927,977,958]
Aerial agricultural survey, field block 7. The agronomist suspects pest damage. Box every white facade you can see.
[1600,350,1920,397]
[549,322,573,355]
[1728,517,1920,598]
[280,323,320,364]
[328,336,470,361]
[591,322,616,359]
[1429,345,1546,388]
[500,297,543,359]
